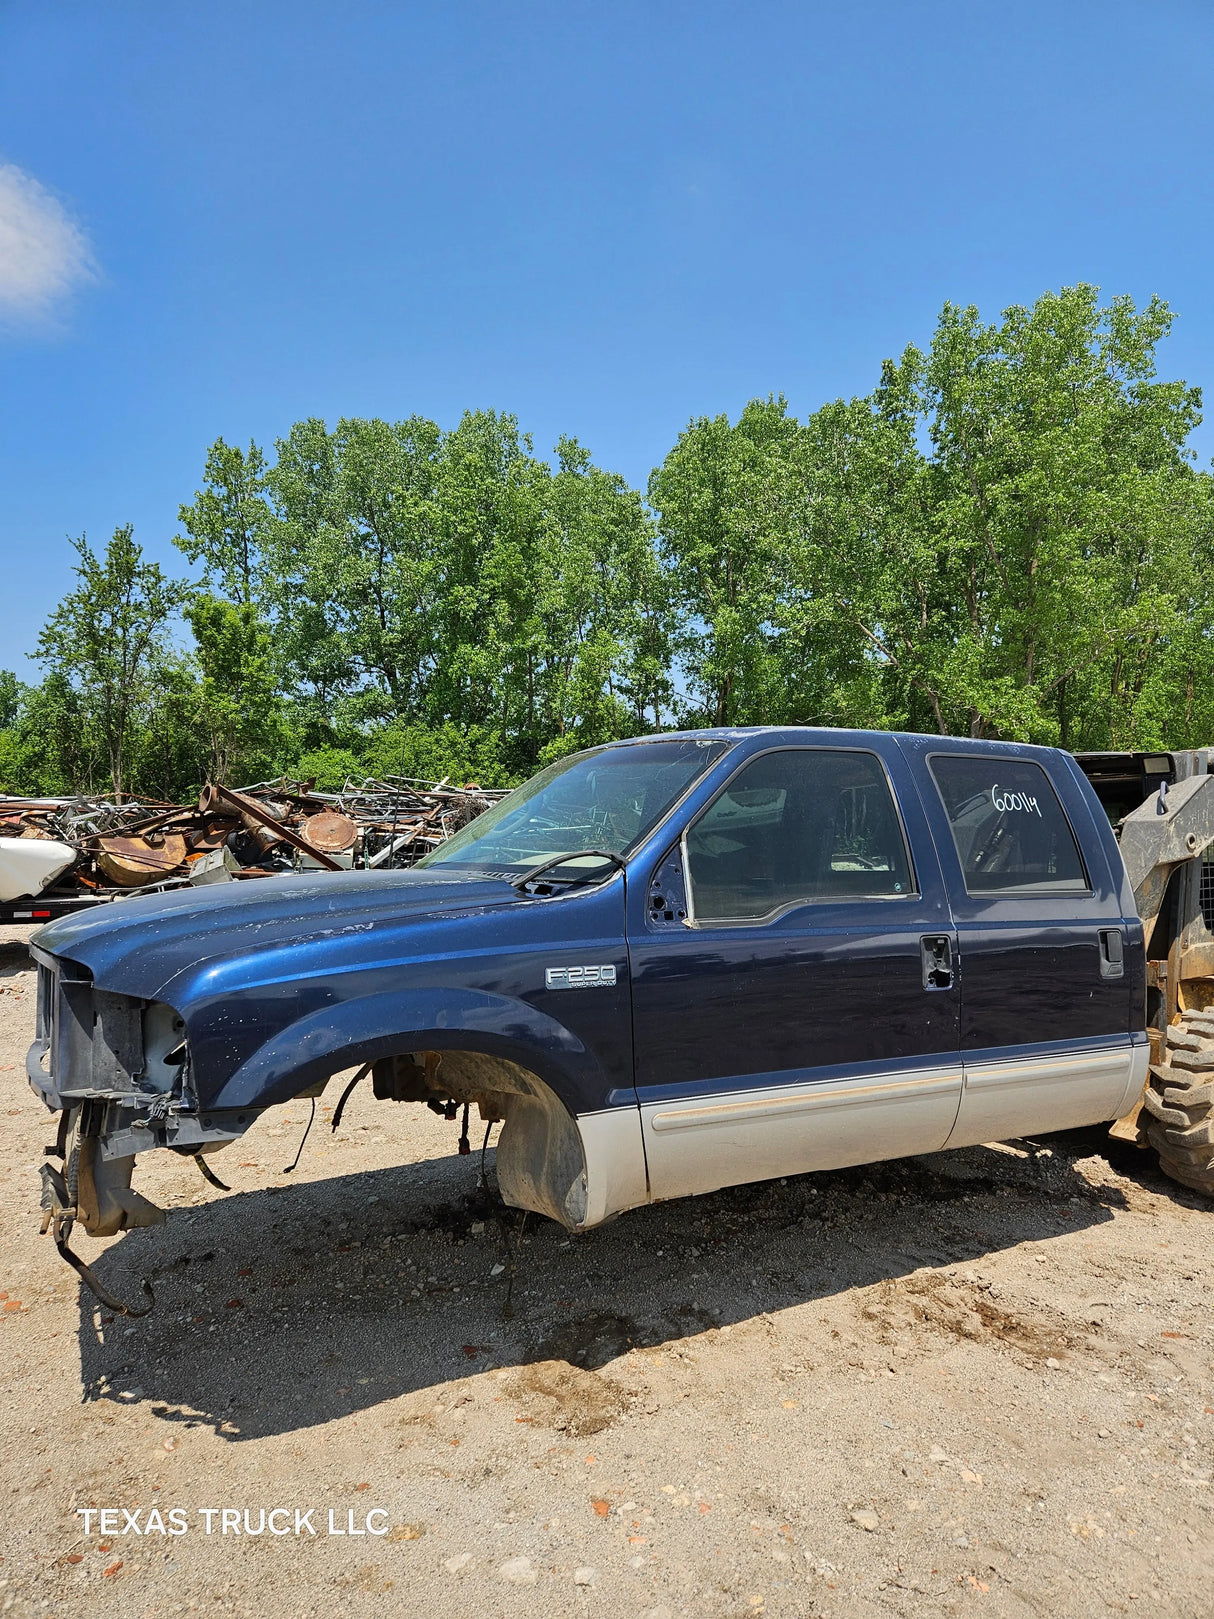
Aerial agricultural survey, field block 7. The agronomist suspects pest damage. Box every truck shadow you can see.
[72,1130,1186,1443]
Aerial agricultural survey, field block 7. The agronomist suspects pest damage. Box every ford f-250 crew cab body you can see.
[26,727,1165,1306]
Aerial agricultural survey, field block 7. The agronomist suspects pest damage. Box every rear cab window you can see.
[928,755,1090,896]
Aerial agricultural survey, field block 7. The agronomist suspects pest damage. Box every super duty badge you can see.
[545,964,618,990]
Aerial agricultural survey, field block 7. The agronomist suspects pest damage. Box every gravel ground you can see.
[0,923,1210,1618]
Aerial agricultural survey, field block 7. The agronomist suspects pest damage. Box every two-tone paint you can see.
[28,727,1147,1230]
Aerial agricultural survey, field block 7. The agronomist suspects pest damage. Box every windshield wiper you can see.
[508,849,627,893]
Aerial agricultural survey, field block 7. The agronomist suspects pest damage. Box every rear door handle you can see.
[1098,928,1124,981]
[921,934,954,991]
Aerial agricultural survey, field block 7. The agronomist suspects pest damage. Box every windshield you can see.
[418,738,732,875]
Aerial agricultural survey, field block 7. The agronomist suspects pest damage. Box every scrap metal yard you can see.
[0,779,503,919]
[0,925,1210,1618]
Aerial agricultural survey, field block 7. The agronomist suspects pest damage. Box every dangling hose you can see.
[330,1063,373,1133]
[56,1231,155,1318]
[193,1154,231,1192]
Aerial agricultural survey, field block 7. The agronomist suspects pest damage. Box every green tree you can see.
[175,438,272,609]
[648,397,799,725]
[778,285,1214,745]
[20,291,1212,810]
[427,409,553,752]
[361,719,511,787]
[909,286,1205,740]
[37,527,188,799]
[185,594,285,784]
[0,674,99,795]
[130,656,208,802]
[266,415,443,719]
[0,671,19,729]
[777,372,930,730]
[256,410,664,772]
[541,435,672,745]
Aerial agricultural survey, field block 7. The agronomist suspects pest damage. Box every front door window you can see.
[684,748,915,924]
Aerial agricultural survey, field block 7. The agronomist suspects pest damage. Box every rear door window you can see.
[685,749,915,923]
[928,755,1089,895]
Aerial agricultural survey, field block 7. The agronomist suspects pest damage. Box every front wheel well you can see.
[371,1048,590,1229]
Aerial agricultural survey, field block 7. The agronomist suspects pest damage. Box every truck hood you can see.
[31,867,527,1000]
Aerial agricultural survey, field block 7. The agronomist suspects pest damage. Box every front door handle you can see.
[921,934,954,991]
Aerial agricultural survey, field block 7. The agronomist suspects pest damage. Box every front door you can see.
[628,743,963,1201]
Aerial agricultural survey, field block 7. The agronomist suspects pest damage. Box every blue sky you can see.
[1,1,1211,676]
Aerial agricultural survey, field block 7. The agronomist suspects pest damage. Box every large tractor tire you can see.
[1143,1011,1214,1197]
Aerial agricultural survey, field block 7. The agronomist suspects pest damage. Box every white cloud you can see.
[0,162,96,324]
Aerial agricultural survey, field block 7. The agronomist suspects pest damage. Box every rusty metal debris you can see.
[0,775,506,906]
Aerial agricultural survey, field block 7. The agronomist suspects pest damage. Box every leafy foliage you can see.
[35,527,189,799]
[652,284,1214,748]
[7,285,1214,803]
[184,595,285,784]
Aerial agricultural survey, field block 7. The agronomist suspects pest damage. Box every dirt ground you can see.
[0,924,1210,1619]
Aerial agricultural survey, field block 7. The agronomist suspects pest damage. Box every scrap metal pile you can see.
[0,776,506,905]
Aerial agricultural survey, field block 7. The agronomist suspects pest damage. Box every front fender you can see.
[207,986,602,1112]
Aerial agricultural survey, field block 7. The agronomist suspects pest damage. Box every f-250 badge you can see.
[545,964,618,989]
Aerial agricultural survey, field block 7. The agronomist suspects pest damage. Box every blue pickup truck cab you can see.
[27,728,1148,1247]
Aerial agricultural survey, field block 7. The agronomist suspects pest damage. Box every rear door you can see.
[627,739,962,1201]
[901,740,1145,1145]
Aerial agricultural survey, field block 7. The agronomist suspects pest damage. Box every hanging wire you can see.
[282,1097,317,1174]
